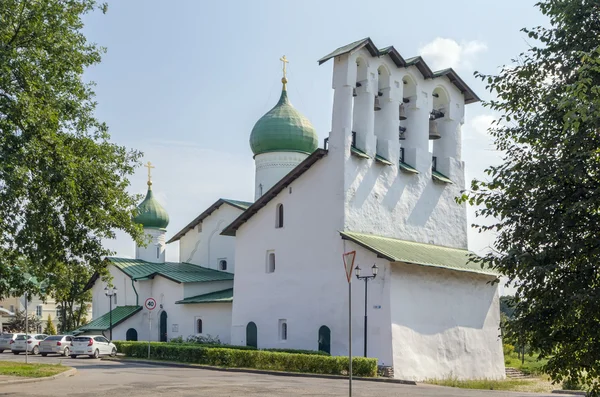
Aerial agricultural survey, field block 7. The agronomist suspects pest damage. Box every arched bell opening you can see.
[430,86,451,168]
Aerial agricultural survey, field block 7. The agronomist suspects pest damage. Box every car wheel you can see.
[13,352,19,355]
[32,346,39,355]
[0,349,4,353]
[63,348,70,357]
[41,353,47,357]
[92,349,99,359]
[110,348,116,357]
[70,355,77,359]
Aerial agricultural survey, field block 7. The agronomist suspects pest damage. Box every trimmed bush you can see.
[114,341,376,377]
[263,348,329,356]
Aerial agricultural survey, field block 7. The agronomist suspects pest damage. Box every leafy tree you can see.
[53,262,93,332]
[0,1,145,299]
[461,0,600,393]
[7,310,42,333]
[43,314,56,335]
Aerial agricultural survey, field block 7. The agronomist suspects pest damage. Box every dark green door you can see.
[126,328,138,341]
[246,322,257,348]
[160,311,168,342]
[318,325,331,354]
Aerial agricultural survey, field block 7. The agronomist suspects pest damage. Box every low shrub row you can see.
[114,341,376,377]
[113,341,329,356]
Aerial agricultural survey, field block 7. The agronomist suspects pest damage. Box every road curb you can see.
[552,391,587,396]
[0,367,77,385]
[101,357,416,385]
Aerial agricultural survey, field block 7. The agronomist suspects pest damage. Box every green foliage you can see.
[113,341,375,377]
[504,344,548,375]
[6,310,41,333]
[0,0,144,299]
[459,1,600,394]
[0,361,67,378]
[425,376,545,392]
[43,315,56,335]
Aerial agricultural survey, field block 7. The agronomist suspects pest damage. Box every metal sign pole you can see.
[349,278,352,397]
[148,311,152,359]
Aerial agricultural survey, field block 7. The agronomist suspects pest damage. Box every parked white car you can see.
[70,335,117,359]
[0,333,25,353]
[39,335,73,357]
[11,334,48,355]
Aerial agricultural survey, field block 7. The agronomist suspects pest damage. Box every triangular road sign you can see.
[342,251,356,283]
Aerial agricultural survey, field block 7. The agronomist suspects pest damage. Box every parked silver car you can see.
[39,335,73,357]
[11,334,48,355]
[0,333,25,353]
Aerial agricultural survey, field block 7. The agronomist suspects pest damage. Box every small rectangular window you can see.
[266,251,275,273]
[36,305,43,317]
[9,305,14,313]
[156,246,160,258]
[218,259,227,271]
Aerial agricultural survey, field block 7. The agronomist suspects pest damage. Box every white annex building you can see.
[88,38,505,381]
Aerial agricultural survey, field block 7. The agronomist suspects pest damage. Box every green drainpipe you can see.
[131,278,139,306]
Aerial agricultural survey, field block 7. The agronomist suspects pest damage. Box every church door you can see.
[246,322,257,348]
[318,325,331,354]
[126,328,138,341]
[160,311,168,342]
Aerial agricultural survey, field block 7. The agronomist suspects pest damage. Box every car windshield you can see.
[45,336,62,341]
[73,337,90,342]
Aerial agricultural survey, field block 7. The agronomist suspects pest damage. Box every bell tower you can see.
[249,56,319,200]
[134,162,169,263]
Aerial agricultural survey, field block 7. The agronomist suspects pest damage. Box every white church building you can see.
[87,38,505,381]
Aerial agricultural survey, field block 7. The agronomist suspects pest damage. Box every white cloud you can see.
[418,38,487,71]
[468,114,496,139]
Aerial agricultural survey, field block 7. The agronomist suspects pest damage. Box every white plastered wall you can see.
[254,152,308,200]
[136,228,167,263]
[333,49,468,249]
[178,204,243,272]
[390,262,505,381]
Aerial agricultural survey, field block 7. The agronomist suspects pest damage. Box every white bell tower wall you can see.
[326,47,469,249]
[254,151,308,200]
[136,228,167,263]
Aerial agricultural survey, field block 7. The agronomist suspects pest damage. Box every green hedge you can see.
[114,341,376,377]
[113,341,329,356]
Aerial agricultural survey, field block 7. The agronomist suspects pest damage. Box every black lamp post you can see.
[355,264,378,357]
[104,286,117,340]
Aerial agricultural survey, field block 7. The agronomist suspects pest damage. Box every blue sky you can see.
[84,0,548,261]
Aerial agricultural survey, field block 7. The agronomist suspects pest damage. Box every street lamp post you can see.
[354,264,378,357]
[104,287,117,340]
[24,292,28,364]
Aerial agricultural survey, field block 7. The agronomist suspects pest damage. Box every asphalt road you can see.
[0,352,573,397]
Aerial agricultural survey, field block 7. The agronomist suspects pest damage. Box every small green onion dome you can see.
[250,83,318,156]
[133,184,169,230]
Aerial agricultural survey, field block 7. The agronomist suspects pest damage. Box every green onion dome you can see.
[133,184,169,230]
[250,82,318,156]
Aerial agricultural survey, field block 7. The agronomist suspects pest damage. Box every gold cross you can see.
[280,55,289,80]
[144,161,155,185]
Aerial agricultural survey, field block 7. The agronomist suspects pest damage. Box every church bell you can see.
[429,119,441,140]
[399,103,407,120]
[374,96,382,111]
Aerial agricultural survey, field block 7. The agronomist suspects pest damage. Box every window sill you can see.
[375,154,393,166]
[350,146,370,159]
[399,162,419,174]
[432,170,453,184]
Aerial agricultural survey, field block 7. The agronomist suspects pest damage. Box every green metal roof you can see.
[108,258,234,284]
[175,288,233,304]
[79,306,142,332]
[318,38,480,105]
[339,231,498,276]
[249,86,319,156]
[399,161,419,174]
[166,198,252,244]
[133,185,169,229]
[432,170,453,184]
[375,154,393,166]
[351,146,370,159]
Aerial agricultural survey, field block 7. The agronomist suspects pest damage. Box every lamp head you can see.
[372,264,379,276]
[354,266,361,278]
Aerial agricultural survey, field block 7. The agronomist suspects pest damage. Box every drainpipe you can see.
[131,278,139,306]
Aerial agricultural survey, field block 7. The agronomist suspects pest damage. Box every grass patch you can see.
[504,344,548,375]
[0,361,69,378]
[426,376,557,393]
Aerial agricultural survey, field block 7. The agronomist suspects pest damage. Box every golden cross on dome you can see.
[144,161,155,186]
[280,55,289,79]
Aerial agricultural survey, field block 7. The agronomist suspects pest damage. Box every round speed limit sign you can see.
[144,297,157,311]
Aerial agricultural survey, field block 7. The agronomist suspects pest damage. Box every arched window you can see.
[276,204,284,228]
[318,325,331,354]
[267,251,275,273]
[196,318,203,334]
[126,328,138,341]
[280,320,287,341]
[219,259,227,271]
[246,322,257,348]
